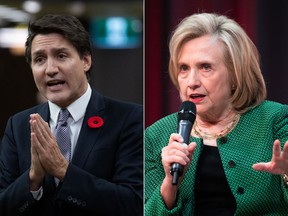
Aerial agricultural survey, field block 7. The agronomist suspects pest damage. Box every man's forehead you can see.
[31,34,72,53]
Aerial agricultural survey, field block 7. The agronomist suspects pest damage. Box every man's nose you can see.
[45,59,58,76]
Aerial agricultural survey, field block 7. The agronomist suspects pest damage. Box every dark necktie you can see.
[55,109,71,161]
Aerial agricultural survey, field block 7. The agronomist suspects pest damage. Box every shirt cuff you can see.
[30,186,43,200]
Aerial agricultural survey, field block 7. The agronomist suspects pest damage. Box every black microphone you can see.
[170,101,196,185]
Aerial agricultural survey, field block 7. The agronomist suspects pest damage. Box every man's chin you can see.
[47,95,69,107]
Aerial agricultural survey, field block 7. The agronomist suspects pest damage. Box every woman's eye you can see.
[179,64,189,72]
[201,63,211,71]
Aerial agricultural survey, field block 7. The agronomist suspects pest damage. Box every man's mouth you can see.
[47,80,65,87]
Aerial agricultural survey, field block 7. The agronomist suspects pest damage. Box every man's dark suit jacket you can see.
[0,89,143,216]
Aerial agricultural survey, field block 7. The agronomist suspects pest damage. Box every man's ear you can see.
[83,54,92,72]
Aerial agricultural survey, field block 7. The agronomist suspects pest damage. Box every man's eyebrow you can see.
[54,47,70,52]
[32,47,70,56]
[32,49,44,56]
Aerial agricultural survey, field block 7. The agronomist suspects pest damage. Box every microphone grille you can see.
[178,101,196,122]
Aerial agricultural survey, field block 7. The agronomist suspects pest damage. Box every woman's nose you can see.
[187,69,201,89]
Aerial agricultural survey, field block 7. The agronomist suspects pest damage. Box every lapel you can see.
[71,90,106,167]
[37,103,51,122]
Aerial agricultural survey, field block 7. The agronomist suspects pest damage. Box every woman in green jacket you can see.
[145,12,288,215]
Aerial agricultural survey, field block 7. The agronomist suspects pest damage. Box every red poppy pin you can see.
[88,116,104,128]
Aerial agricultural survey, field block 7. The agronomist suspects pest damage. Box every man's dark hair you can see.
[25,14,93,76]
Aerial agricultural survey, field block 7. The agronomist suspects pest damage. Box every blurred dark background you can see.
[0,0,143,137]
[145,0,288,127]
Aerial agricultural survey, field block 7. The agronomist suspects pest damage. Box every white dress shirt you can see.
[49,84,92,159]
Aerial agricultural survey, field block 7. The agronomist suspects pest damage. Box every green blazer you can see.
[145,100,288,215]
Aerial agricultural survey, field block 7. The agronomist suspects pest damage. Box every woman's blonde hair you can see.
[169,13,266,113]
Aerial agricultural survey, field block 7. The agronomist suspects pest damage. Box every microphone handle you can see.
[178,120,192,144]
[171,120,192,185]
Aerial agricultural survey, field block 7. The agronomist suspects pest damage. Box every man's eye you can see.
[58,53,67,59]
[34,57,44,64]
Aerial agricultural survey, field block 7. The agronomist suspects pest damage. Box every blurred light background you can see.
[145,0,288,127]
[0,0,143,137]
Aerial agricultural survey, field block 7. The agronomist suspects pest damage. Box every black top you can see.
[194,144,236,215]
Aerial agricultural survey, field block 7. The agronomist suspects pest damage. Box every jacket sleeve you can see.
[144,125,184,216]
[275,104,288,202]
[0,116,39,215]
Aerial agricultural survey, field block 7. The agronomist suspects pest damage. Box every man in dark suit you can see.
[0,14,143,216]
